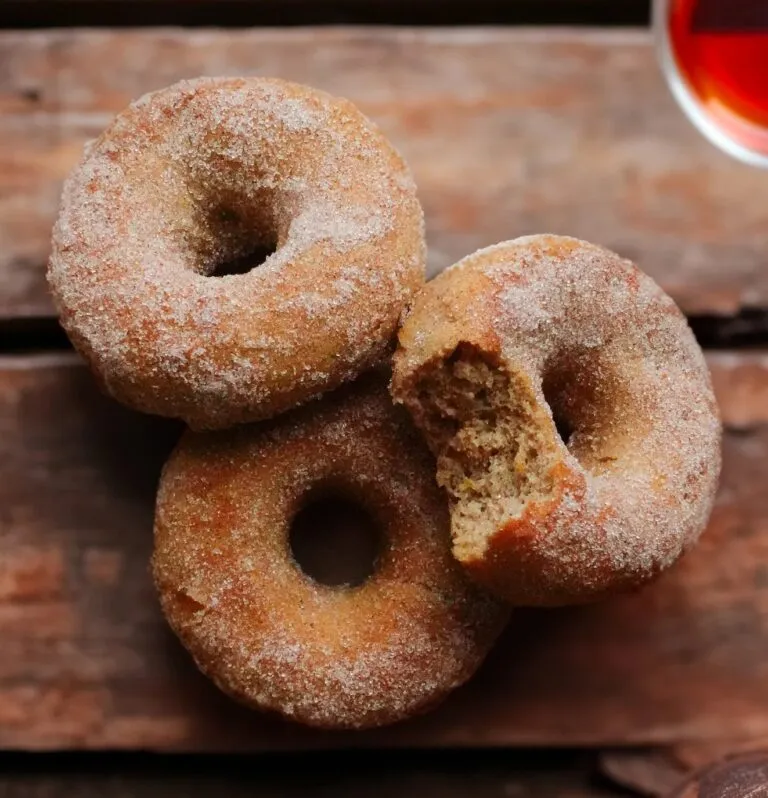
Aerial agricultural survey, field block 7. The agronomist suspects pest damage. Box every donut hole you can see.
[540,353,623,472]
[189,185,283,277]
[209,241,278,277]
[404,342,561,559]
[289,494,382,588]
[541,370,577,448]
[553,414,574,447]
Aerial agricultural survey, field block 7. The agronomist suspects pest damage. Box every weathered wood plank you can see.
[0,352,767,750]
[706,351,768,429]
[1,28,767,320]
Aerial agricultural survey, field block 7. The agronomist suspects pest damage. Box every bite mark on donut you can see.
[392,236,722,605]
[405,342,564,562]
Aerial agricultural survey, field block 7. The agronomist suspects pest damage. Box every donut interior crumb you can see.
[405,343,562,561]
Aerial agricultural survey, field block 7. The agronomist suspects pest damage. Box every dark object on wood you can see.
[2,29,768,319]
[669,753,768,798]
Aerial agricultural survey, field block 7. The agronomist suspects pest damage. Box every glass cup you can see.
[653,0,768,167]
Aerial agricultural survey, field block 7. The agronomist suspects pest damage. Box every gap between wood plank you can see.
[689,310,768,349]
[0,750,623,798]
[0,1,651,30]
[0,747,595,773]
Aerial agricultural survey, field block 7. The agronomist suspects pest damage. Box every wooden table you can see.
[2,3,768,796]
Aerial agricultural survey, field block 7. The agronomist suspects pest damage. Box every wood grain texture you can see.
[0,351,767,751]
[1,28,767,320]
[706,351,768,430]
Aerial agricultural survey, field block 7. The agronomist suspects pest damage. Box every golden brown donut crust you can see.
[48,77,425,429]
[392,235,721,606]
[152,376,508,729]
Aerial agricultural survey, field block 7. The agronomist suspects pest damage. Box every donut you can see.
[669,753,768,798]
[152,375,508,729]
[391,235,721,606]
[48,77,425,430]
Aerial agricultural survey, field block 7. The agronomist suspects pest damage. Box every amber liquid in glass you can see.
[667,0,768,157]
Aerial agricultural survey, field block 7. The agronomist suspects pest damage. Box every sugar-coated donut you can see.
[669,753,768,798]
[49,77,425,429]
[392,235,721,606]
[152,375,508,729]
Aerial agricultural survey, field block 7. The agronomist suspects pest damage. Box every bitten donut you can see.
[152,375,507,729]
[48,77,425,429]
[392,235,721,606]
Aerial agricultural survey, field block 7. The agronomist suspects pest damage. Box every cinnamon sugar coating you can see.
[48,77,425,429]
[152,376,508,729]
[392,235,721,606]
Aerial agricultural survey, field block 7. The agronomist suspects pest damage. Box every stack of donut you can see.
[48,77,722,730]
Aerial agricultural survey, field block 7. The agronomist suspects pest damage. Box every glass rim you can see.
[652,0,768,169]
